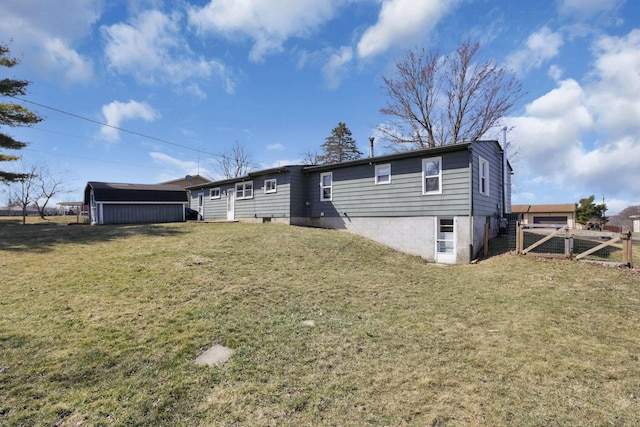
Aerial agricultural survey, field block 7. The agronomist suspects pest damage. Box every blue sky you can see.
[1,0,639,214]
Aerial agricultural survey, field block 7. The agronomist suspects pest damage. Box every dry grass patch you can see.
[1,218,639,426]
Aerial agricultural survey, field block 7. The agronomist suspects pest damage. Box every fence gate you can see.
[516,223,634,267]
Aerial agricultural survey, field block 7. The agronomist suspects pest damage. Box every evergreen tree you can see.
[576,195,608,228]
[317,122,362,164]
[1,42,43,183]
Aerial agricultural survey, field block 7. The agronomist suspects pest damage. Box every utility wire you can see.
[9,96,244,162]
[9,96,265,171]
[23,147,188,173]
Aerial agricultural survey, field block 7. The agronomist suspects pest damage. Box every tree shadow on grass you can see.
[0,221,187,253]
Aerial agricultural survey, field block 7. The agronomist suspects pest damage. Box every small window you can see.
[479,156,490,196]
[264,179,277,194]
[210,187,221,199]
[375,163,391,184]
[320,172,332,201]
[235,181,253,200]
[422,157,442,195]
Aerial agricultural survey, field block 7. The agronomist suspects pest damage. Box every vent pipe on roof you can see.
[369,136,375,158]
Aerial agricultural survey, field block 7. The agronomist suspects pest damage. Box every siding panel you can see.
[102,204,183,224]
[307,151,471,217]
[471,140,505,217]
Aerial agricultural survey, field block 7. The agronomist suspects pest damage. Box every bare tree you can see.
[380,39,524,150]
[300,148,321,165]
[219,140,253,179]
[3,161,72,223]
[608,205,640,232]
[4,162,38,224]
[33,164,72,219]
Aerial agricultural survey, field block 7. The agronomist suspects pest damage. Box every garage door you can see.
[533,216,567,225]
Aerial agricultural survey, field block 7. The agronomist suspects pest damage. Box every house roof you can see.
[303,141,478,172]
[512,203,576,214]
[187,141,506,190]
[160,174,211,188]
[186,165,302,190]
[84,182,188,204]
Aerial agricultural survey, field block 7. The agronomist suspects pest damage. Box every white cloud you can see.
[0,0,99,82]
[43,38,94,82]
[188,0,339,62]
[100,100,160,141]
[356,0,457,59]
[587,29,640,140]
[508,78,593,177]
[558,0,625,21]
[508,29,640,208]
[267,143,285,151]
[322,46,353,90]
[506,26,564,75]
[149,152,213,182]
[103,9,235,93]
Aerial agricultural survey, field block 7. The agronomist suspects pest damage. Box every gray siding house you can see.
[188,140,511,264]
[84,182,188,225]
[189,166,307,223]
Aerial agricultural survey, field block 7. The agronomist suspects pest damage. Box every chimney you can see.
[369,136,375,158]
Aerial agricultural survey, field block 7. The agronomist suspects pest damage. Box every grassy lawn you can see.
[1,217,640,426]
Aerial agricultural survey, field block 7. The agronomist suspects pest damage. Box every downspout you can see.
[502,126,508,217]
[468,144,474,262]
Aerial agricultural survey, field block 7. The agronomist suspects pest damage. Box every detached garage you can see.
[512,204,577,228]
[84,182,188,225]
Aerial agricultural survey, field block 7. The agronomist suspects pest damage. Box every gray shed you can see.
[84,182,188,225]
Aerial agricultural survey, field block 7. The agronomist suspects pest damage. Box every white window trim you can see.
[320,172,332,201]
[210,187,221,199]
[479,156,490,196]
[235,180,254,200]
[264,178,277,194]
[422,156,442,195]
[375,163,391,185]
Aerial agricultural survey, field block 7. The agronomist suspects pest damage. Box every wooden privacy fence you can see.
[516,223,634,268]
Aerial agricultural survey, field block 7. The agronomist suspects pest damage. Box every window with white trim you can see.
[375,163,391,184]
[479,156,490,196]
[264,179,277,194]
[210,187,221,199]
[320,172,332,201]
[235,181,253,199]
[422,157,442,194]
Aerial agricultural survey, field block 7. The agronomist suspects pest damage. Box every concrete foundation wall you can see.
[293,216,474,264]
[238,217,291,225]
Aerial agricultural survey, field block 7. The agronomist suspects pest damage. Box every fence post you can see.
[622,232,632,268]
[516,222,522,254]
[565,228,574,259]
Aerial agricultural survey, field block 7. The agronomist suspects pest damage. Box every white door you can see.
[197,193,205,220]
[435,217,456,264]
[226,189,235,221]
[90,190,98,225]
